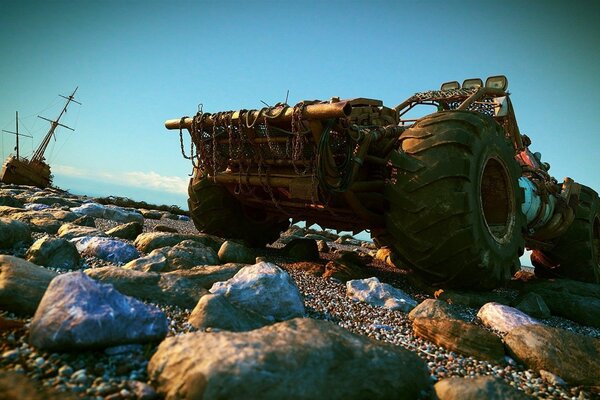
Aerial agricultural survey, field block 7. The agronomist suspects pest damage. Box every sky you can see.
[1,0,599,241]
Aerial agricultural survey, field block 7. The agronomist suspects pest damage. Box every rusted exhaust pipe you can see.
[165,101,352,130]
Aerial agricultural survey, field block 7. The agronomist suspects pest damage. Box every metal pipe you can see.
[165,101,352,130]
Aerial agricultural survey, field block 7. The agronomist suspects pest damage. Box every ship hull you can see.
[0,156,51,188]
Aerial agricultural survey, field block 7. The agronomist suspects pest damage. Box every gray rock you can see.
[128,380,159,400]
[25,236,80,270]
[72,236,140,264]
[29,196,81,208]
[188,294,270,332]
[537,290,600,328]
[125,240,219,272]
[477,302,539,335]
[514,292,551,319]
[71,202,144,224]
[11,209,79,233]
[58,223,106,240]
[282,238,320,261]
[148,318,432,400]
[0,255,57,315]
[134,232,224,253]
[504,324,600,386]
[165,264,245,290]
[85,266,212,309]
[106,221,143,240]
[0,218,31,248]
[71,215,96,227]
[0,195,24,208]
[436,289,512,308]
[434,376,528,400]
[139,209,163,220]
[408,298,464,321]
[29,271,168,351]
[210,262,304,322]
[347,277,417,312]
[24,203,50,211]
[217,240,255,264]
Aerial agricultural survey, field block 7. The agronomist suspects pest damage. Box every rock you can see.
[412,317,505,361]
[29,196,80,208]
[128,380,159,400]
[210,262,304,322]
[24,203,50,211]
[71,202,144,224]
[106,221,143,240]
[346,277,417,312]
[188,294,270,332]
[0,255,57,315]
[504,324,600,386]
[217,240,255,264]
[11,209,78,233]
[0,371,78,400]
[72,236,140,264]
[282,238,320,261]
[323,251,372,282]
[29,271,168,350]
[408,298,464,321]
[178,215,190,221]
[519,278,600,299]
[85,266,215,309]
[514,292,551,319]
[167,264,245,289]
[153,224,178,233]
[139,209,163,220]
[0,218,31,248]
[317,240,329,252]
[435,289,512,308]
[72,215,96,227]
[434,376,528,400]
[375,247,396,266]
[539,369,566,386]
[148,318,432,400]
[57,223,106,240]
[125,240,219,272]
[0,195,24,208]
[134,232,224,253]
[161,212,179,220]
[289,261,325,277]
[25,236,80,270]
[477,302,539,335]
[537,291,600,328]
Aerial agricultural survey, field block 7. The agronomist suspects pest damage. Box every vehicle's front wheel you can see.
[379,111,526,289]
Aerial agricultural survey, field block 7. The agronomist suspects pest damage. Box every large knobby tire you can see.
[188,172,289,247]
[381,111,526,289]
[531,185,600,283]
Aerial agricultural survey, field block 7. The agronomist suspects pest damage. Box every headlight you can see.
[485,75,508,91]
[462,78,483,89]
[440,81,460,91]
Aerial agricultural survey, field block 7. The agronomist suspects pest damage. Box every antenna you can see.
[285,89,289,105]
[2,111,32,160]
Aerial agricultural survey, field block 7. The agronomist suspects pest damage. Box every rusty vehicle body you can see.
[166,76,599,288]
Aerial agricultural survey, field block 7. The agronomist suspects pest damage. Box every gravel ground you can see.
[1,215,599,399]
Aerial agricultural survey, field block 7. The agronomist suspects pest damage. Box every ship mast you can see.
[2,111,32,160]
[32,87,81,163]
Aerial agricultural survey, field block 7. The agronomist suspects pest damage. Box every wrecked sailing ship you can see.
[0,87,80,188]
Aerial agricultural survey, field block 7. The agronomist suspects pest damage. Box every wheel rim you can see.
[479,157,516,244]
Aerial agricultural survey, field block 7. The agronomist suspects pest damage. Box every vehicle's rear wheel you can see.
[188,171,289,247]
[379,110,526,289]
[530,185,600,283]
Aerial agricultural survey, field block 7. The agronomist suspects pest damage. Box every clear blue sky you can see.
[1,0,599,211]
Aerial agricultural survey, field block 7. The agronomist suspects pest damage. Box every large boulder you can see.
[0,218,31,248]
[504,324,600,386]
[125,240,219,272]
[210,262,304,322]
[408,299,464,321]
[0,255,57,315]
[25,236,80,270]
[57,223,106,240]
[217,241,255,264]
[477,302,539,335]
[434,376,528,400]
[435,289,512,308]
[412,318,505,361]
[323,252,372,282]
[514,292,551,319]
[71,202,144,224]
[134,232,224,253]
[188,294,270,332]
[281,238,319,261]
[148,318,432,400]
[85,266,210,309]
[11,209,79,233]
[28,196,80,208]
[29,272,168,351]
[106,221,143,240]
[72,236,140,264]
[346,277,416,312]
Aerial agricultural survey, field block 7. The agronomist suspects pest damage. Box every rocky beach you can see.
[0,183,599,399]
